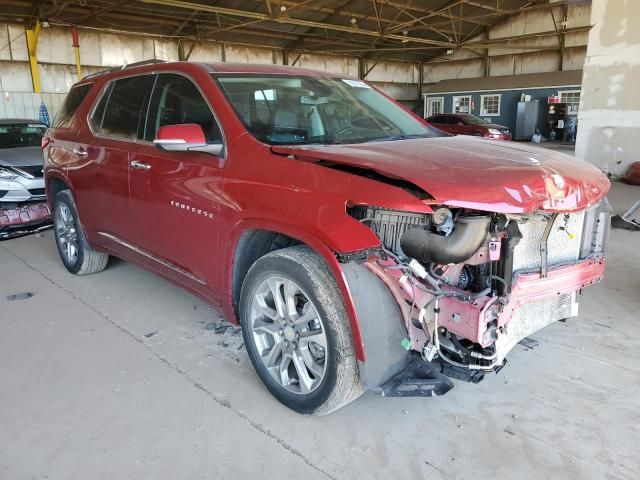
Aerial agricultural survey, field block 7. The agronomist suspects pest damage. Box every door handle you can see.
[72,147,87,157]
[130,160,151,171]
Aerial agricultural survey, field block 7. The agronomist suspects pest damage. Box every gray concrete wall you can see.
[575,0,640,178]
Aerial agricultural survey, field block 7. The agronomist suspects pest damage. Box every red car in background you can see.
[426,113,512,140]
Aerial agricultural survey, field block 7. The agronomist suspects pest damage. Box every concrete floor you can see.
[1,182,638,480]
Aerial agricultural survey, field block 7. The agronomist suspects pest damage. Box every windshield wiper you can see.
[365,134,431,143]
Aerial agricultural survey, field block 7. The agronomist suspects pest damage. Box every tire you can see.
[53,190,109,275]
[240,246,363,415]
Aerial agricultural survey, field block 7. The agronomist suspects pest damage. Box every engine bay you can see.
[348,200,610,384]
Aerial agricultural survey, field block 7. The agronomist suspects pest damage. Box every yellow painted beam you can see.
[72,27,82,80]
[25,20,41,93]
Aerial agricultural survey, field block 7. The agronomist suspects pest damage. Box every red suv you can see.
[44,61,610,415]
[426,113,512,140]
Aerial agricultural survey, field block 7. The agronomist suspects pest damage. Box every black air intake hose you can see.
[400,215,491,265]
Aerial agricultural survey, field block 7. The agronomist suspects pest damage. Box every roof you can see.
[1,0,580,63]
[424,70,584,95]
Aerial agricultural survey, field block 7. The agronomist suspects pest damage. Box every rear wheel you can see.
[240,246,362,415]
[53,190,108,275]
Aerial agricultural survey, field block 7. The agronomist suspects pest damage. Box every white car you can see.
[0,119,51,238]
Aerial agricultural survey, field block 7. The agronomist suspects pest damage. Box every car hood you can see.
[0,146,44,168]
[271,136,610,213]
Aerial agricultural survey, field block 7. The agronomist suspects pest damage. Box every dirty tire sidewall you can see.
[240,246,362,415]
[53,189,108,276]
[54,190,86,274]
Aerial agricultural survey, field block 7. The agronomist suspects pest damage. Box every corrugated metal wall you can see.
[0,91,66,121]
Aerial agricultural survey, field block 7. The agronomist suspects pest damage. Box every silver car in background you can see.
[0,119,51,239]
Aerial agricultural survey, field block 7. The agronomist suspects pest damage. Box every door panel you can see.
[129,73,224,292]
[71,74,154,238]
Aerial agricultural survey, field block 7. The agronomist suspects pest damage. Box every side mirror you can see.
[153,124,223,156]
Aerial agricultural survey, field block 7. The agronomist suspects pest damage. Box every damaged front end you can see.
[347,198,610,394]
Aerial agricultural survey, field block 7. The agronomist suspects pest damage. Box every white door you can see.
[426,97,444,117]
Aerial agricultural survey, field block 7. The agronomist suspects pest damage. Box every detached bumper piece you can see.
[376,356,454,397]
[0,201,52,240]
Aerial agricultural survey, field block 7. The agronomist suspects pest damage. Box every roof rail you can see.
[121,59,167,70]
[82,59,168,80]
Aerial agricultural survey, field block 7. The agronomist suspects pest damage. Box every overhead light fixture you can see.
[446,49,454,55]
[40,20,50,28]
[350,17,358,27]
[280,5,287,13]
[402,30,409,43]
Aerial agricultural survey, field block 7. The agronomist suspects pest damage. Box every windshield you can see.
[0,123,47,149]
[457,114,489,125]
[215,75,440,145]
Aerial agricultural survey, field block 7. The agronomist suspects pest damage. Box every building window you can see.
[480,94,501,116]
[559,90,581,115]
[452,95,471,114]
[426,96,444,117]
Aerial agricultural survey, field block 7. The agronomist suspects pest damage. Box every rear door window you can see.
[92,75,154,140]
[54,83,93,128]
[144,73,222,143]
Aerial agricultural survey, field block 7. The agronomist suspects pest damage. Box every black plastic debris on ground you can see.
[518,337,539,350]
[611,215,640,231]
[6,292,34,301]
[144,330,159,338]
[205,320,241,335]
[205,320,243,351]
[0,222,52,241]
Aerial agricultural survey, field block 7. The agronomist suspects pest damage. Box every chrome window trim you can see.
[85,68,227,159]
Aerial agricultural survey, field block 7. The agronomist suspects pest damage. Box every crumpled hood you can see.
[272,136,610,213]
[0,146,44,168]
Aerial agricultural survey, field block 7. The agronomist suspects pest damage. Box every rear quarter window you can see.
[53,83,93,128]
[91,75,154,140]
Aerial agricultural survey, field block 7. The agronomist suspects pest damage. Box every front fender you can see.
[223,217,368,361]
[342,262,409,388]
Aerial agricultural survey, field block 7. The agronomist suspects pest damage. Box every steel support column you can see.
[25,20,41,93]
[71,26,82,80]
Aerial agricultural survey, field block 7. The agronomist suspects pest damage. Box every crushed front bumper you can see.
[369,255,605,371]
[0,201,52,240]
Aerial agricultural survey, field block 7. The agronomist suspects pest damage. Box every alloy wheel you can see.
[55,202,79,265]
[249,276,328,395]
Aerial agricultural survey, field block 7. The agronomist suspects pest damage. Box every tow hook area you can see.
[375,355,454,397]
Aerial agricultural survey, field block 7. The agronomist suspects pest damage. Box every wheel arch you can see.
[46,174,71,209]
[224,219,366,361]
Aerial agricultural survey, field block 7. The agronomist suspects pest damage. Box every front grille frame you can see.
[16,165,45,178]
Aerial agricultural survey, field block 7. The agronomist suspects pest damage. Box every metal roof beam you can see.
[137,0,455,47]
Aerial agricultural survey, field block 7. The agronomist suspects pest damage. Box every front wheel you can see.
[53,190,109,275]
[239,246,362,415]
